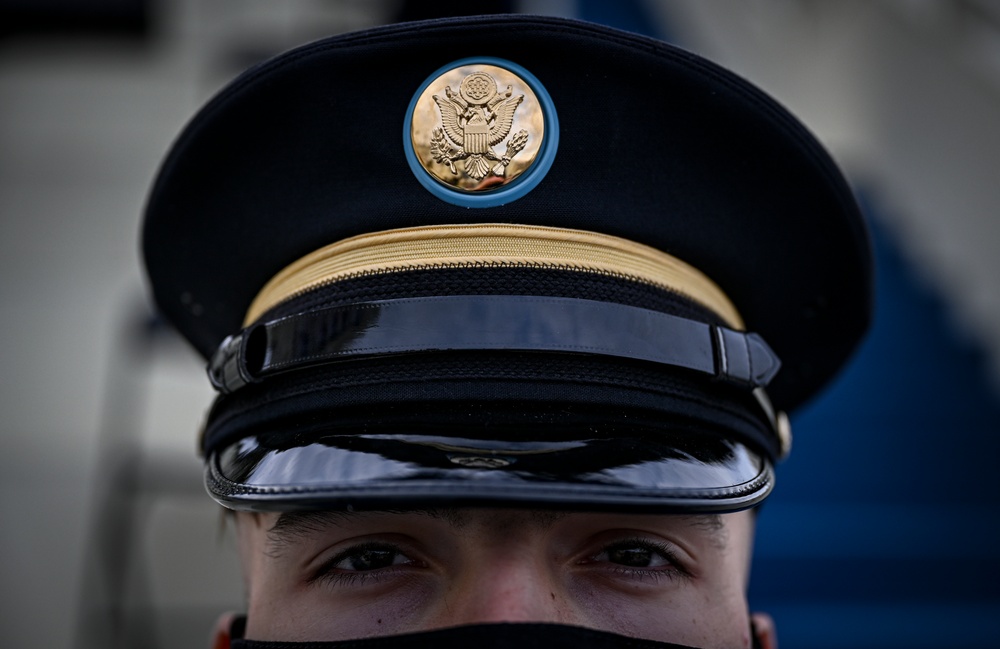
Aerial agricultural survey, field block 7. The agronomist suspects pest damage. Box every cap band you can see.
[209,295,780,395]
[244,224,744,329]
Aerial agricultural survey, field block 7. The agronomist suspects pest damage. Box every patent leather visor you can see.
[206,416,773,513]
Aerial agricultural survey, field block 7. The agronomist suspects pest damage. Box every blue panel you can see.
[749,209,1000,648]
[578,0,668,40]
[760,603,1000,649]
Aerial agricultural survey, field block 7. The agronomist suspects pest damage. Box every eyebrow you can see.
[682,513,727,550]
[265,508,464,557]
[265,509,726,556]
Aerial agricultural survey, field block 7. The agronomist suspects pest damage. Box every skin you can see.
[219,508,775,649]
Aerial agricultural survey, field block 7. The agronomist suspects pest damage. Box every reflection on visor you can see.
[210,429,772,513]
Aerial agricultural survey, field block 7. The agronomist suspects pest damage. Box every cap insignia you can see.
[404,58,558,207]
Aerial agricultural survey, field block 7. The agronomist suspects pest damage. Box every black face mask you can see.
[230,620,765,649]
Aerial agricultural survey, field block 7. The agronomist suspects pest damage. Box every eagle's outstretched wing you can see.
[488,95,524,146]
[432,93,464,147]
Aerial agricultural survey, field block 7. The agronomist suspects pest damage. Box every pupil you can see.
[350,548,395,571]
[609,546,652,567]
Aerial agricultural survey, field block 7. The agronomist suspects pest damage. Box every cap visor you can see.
[207,420,772,514]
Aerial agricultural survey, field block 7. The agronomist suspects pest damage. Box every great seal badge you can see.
[431,71,527,181]
[404,58,559,208]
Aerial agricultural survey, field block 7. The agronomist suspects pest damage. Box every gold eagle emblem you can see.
[430,71,530,181]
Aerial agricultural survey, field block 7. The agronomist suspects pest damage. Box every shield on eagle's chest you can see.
[464,115,489,154]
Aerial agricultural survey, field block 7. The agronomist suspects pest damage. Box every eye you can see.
[311,541,424,586]
[330,542,413,571]
[601,543,671,568]
[582,537,690,582]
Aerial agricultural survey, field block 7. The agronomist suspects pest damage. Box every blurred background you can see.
[2,1,999,648]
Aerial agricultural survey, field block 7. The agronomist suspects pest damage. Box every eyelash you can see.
[587,537,690,583]
[311,541,419,587]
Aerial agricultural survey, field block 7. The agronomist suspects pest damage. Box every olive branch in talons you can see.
[430,128,460,174]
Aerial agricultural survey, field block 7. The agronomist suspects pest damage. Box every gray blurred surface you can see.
[1,1,998,647]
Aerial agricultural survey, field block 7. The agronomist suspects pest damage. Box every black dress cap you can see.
[142,15,872,513]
